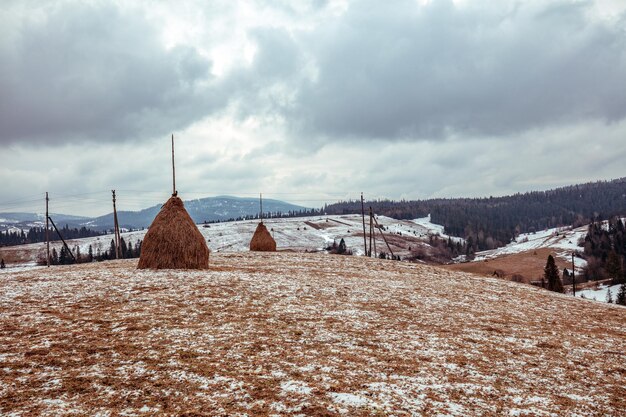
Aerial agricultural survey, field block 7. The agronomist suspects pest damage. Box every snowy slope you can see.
[472,225,588,267]
[412,214,465,243]
[1,214,451,267]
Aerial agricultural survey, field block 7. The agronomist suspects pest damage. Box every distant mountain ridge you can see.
[0,196,309,232]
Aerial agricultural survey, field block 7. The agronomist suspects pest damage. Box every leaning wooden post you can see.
[47,216,76,263]
[373,215,395,259]
[572,253,576,297]
[361,193,367,256]
[370,208,378,258]
[369,207,374,257]
[46,192,50,267]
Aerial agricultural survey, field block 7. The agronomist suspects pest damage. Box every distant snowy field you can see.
[0,214,458,269]
[474,226,588,268]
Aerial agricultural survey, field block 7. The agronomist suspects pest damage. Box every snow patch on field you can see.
[280,380,312,395]
[577,283,623,302]
[328,392,370,407]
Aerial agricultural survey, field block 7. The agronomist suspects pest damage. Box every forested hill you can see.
[324,178,626,252]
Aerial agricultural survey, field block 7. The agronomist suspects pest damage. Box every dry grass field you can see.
[444,248,573,283]
[1,253,624,416]
[0,245,42,265]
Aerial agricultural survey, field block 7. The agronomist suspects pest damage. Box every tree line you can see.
[0,225,103,247]
[43,237,142,265]
[323,178,626,253]
[204,208,324,224]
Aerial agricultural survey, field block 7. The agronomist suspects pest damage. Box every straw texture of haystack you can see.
[249,222,276,252]
[138,196,210,269]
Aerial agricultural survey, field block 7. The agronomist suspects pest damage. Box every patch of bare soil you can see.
[0,253,624,416]
[304,221,323,230]
[0,246,43,265]
[444,248,573,283]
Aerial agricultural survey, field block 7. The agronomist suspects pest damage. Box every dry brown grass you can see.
[0,246,43,265]
[444,248,572,282]
[138,196,210,269]
[0,253,624,416]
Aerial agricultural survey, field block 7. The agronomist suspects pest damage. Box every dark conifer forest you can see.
[582,217,626,283]
[324,178,626,252]
[0,225,103,246]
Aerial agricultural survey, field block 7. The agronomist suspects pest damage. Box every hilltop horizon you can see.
[3,176,626,219]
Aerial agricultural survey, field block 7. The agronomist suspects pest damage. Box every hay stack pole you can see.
[171,134,177,196]
[137,134,210,269]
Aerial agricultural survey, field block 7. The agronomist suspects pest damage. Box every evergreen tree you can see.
[544,255,564,293]
[606,289,613,304]
[605,251,623,283]
[121,237,128,258]
[337,238,347,254]
[110,239,116,259]
[88,245,94,262]
[616,283,626,306]
[59,246,68,265]
[51,248,59,265]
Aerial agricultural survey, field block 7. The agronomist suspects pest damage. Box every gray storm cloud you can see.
[2,0,625,147]
[0,2,220,145]
[285,0,626,140]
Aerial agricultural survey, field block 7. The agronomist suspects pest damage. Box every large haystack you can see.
[249,222,276,252]
[138,196,209,269]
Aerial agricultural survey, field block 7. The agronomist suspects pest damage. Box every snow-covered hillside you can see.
[0,214,453,268]
[472,225,588,268]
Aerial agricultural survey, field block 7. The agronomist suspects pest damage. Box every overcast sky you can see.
[1,0,625,216]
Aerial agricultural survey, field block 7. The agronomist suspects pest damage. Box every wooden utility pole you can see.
[361,193,367,256]
[112,190,121,259]
[171,134,177,196]
[368,207,374,257]
[260,193,263,222]
[572,253,576,297]
[46,192,50,267]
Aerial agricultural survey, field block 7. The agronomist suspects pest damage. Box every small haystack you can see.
[138,196,210,269]
[249,222,276,252]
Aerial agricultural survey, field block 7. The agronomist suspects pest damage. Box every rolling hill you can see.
[1,253,624,415]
